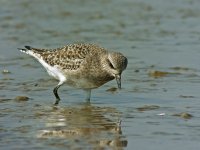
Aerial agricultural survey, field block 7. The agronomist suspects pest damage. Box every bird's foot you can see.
[54,98,60,105]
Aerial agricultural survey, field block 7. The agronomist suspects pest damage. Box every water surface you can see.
[1,0,200,149]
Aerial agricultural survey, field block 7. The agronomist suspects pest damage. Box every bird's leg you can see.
[85,89,91,102]
[53,80,65,105]
[53,85,61,105]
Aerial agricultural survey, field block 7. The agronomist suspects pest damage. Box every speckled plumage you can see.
[18,43,128,105]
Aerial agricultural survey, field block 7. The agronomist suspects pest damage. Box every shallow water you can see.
[1,0,200,149]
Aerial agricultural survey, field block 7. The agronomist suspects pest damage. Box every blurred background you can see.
[1,0,200,149]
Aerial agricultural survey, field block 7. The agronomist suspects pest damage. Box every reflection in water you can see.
[37,103,127,149]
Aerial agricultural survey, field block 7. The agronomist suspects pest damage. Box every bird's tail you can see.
[18,46,44,59]
[17,46,33,54]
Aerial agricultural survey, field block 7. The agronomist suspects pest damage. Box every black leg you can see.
[53,85,61,105]
[84,89,91,101]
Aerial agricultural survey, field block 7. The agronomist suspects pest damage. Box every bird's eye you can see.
[108,61,115,69]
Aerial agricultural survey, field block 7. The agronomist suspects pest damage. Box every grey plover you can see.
[18,43,128,105]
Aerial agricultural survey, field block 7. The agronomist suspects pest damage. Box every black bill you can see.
[115,74,121,89]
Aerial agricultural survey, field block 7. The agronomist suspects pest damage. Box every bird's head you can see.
[104,52,128,89]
